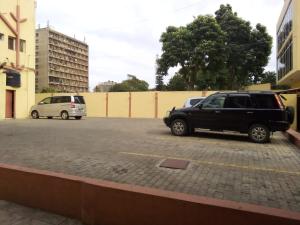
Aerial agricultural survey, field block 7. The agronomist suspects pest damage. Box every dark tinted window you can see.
[226,96,251,108]
[51,96,71,104]
[190,99,203,106]
[251,94,278,109]
[74,96,85,104]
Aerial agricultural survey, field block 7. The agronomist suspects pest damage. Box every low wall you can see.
[0,163,299,225]
[36,91,216,119]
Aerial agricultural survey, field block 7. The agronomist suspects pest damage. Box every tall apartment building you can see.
[36,27,89,93]
[277,0,300,88]
[0,0,35,119]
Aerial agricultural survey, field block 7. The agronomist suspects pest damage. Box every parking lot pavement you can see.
[1,118,300,212]
[0,200,82,225]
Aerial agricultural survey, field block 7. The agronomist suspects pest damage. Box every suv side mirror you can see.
[198,104,203,109]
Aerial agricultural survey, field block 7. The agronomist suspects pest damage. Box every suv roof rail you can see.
[212,90,274,95]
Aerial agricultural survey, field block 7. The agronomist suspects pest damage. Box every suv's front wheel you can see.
[248,124,270,143]
[171,119,188,136]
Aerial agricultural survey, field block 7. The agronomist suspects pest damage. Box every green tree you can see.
[167,73,188,91]
[156,4,272,90]
[157,16,226,90]
[260,71,276,85]
[110,75,149,92]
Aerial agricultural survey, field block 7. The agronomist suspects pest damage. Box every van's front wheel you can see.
[31,111,39,119]
[61,111,69,120]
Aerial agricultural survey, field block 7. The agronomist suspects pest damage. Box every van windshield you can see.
[74,96,85,104]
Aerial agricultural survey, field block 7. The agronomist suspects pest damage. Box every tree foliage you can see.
[260,71,276,85]
[156,4,272,90]
[167,73,188,91]
[110,75,149,92]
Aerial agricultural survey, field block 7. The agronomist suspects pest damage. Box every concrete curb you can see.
[284,129,300,148]
[0,163,299,225]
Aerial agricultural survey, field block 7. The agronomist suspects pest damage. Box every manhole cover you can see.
[159,159,190,170]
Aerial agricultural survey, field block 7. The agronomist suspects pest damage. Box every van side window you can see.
[40,97,51,104]
[51,96,71,104]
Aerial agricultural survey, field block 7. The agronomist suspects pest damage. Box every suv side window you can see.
[251,94,278,109]
[225,95,252,108]
[202,95,226,109]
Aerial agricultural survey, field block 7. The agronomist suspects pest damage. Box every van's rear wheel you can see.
[248,124,270,143]
[31,111,39,119]
[171,119,188,136]
[61,111,69,120]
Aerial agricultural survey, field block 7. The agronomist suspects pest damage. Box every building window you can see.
[0,33,4,41]
[277,1,293,51]
[8,36,15,50]
[277,38,293,81]
[20,39,26,52]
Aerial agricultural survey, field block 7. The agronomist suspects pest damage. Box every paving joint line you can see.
[120,152,300,176]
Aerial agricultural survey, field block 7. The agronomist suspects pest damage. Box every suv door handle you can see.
[215,110,221,114]
[246,111,254,114]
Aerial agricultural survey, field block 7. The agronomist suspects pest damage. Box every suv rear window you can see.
[251,94,278,109]
[74,96,85,104]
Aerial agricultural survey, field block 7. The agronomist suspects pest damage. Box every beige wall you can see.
[36,92,299,131]
[36,91,216,119]
[0,0,36,119]
[245,83,271,91]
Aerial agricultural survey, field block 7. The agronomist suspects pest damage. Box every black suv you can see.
[163,92,294,143]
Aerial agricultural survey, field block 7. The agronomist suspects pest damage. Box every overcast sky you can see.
[36,0,283,90]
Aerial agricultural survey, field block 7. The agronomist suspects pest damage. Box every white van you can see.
[31,95,86,120]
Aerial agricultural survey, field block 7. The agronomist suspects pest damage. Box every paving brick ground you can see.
[1,118,300,214]
[0,200,82,225]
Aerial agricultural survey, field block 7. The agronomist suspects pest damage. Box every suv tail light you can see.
[275,94,284,110]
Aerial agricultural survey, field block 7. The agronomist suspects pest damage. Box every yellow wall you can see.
[36,91,216,119]
[277,0,300,86]
[0,0,35,119]
[282,94,297,130]
[245,83,271,91]
[36,91,298,131]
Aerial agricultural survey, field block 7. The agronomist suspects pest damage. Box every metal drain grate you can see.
[159,159,190,170]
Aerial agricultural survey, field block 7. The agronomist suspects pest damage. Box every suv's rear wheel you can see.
[61,111,69,120]
[171,119,188,136]
[248,124,270,143]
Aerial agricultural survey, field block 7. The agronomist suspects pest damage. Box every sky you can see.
[36,0,284,90]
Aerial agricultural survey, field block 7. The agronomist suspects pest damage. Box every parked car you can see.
[31,95,86,120]
[163,91,294,143]
[183,97,206,108]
